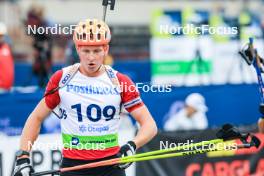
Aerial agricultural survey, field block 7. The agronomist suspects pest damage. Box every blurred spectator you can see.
[65,40,79,65]
[162,101,184,126]
[164,93,208,131]
[25,4,52,88]
[0,22,14,92]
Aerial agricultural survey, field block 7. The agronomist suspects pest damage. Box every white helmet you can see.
[0,22,7,35]
[73,18,111,46]
[185,93,208,112]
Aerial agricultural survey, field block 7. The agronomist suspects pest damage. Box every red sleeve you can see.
[44,70,63,109]
[117,72,144,112]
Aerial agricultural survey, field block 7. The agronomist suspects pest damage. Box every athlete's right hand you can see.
[13,158,34,176]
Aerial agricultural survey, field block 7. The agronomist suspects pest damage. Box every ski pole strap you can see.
[59,63,80,88]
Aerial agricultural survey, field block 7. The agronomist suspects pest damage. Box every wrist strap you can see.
[128,141,137,150]
[16,158,30,165]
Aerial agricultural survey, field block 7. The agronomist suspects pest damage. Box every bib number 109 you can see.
[71,103,116,122]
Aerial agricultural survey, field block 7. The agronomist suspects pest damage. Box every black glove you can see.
[13,158,34,176]
[117,141,137,169]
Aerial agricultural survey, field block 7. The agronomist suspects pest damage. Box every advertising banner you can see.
[150,8,263,86]
[136,128,264,176]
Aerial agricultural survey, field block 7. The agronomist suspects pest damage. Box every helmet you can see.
[73,19,111,46]
[0,22,7,35]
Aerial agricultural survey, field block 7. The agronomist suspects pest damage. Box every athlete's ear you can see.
[76,46,81,54]
[103,45,109,55]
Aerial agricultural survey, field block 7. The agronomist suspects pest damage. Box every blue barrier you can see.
[0,90,42,135]
[141,84,260,129]
[0,83,260,135]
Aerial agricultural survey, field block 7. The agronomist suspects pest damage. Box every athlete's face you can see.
[186,105,197,118]
[77,45,109,76]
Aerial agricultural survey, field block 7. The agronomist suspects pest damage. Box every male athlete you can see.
[13,19,157,176]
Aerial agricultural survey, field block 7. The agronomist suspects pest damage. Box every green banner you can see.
[152,60,212,75]
[62,133,118,150]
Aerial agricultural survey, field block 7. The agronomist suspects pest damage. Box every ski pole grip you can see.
[102,0,115,10]
[102,0,108,6]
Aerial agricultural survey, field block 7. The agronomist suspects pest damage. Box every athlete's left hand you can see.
[117,141,137,169]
